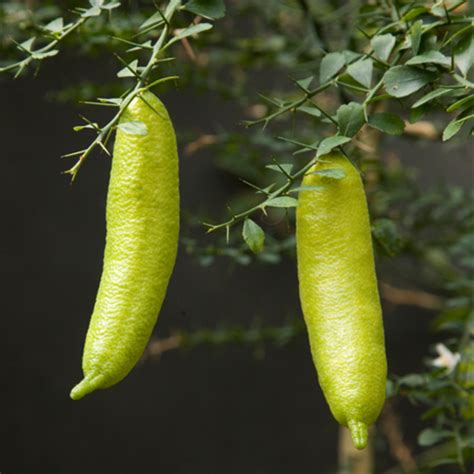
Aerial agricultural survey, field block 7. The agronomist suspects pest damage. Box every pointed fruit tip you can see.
[348,420,368,450]
[70,374,103,401]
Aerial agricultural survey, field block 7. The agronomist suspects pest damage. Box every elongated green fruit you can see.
[70,91,179,400]
[296,152,386,450]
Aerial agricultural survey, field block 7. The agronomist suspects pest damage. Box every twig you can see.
[0,15,88,75]
[380,400,418,473]
[184,134,218,156]
[141,334,183,362]
[380,282,444,311]
[64,2,182,180]
[204,155,318,233]
[404,121,439,140]
[141,319,306,363]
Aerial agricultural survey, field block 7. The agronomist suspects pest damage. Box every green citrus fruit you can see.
[296,151,387,449]
[70,91,179,400]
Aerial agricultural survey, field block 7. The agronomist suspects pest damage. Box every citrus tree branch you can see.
[63,1,218,181]
[204,155,319,234]
[0,2,120,76]
[63,4,178,180]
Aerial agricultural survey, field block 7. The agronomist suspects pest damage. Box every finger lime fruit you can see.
[296,152,387,449]
[70,91,179,400]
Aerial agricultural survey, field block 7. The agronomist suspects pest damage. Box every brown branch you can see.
[380,400,418,473]
[180,36,197,62]
[141,334,183,363]
[184,134,218,156]
[380,282,444,311]
[404,121,439,140]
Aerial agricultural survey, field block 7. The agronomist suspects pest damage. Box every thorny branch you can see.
[0,15,88,76]
[64,2,183,180]
[0,1,213,181]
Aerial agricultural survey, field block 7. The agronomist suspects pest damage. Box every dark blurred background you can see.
[1,2,472,473]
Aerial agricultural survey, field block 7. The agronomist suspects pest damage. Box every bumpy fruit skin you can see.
[296,152,386,449]
[70,91,179,400]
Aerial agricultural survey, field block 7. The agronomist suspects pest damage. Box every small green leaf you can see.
[296,76,314,91]
[297,105,321,118]
[171,23,213,43]
[412,88,452,108]
[430,4,447,17]
[317,136,351,158]
[454,73,474,88]
[289,185,323,194]
[410,20,423,55]
[383,65,436,98]
[124,40,153,53]
[371,34,396,62]
[403,7,428,22]
[368,113,405,135]
[409,104,428,123]
[19,38,35,52]
[319,52,345,83]
[73,123,98,132]
[337,102,365,137]
[418,429,453,447]
[32,50,59,60]
[406,50,451,67]
[242,219,265,254]
[343,50,361,63]
[44,17,64,33]
[118,120,148,135]
[442,119,464,141]
[447,95,474,113]
[372,218,404,256]
[103,1,120,10]
[311,168,346,180]
[258,252,281,264]
[386,379,397,397]
[398,374,426,387]
[347,58,373,88]
[454,32,474,77]
[117,59,138,78]
[165,0,182,17]
[185,0,226,19]
[81,5,101,17]
[98,97,123,106]
[265,196,298,208]
[140,12,165,30]
[266,164,293,175]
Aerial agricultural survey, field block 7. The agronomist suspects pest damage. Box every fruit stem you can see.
[348,420,368,450]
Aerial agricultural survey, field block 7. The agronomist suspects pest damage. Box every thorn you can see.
[61,149,86,159]
[138,94,166,120]
[356,26,372,39]
[239,178,264,193]
[97,140,111,156]
[154,3,169,26]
